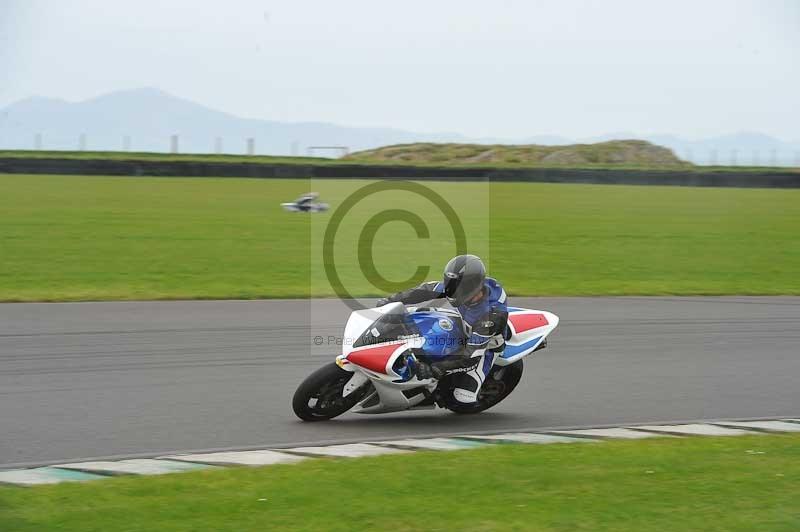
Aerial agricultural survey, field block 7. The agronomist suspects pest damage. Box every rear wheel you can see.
[441,360,524,415]
[292,363,370,421]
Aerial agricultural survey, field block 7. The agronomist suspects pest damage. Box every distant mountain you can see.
[0,88,797,165]
[0,88,467,155]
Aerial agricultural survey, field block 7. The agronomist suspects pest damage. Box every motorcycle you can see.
[292,302,559,421]
[280,192,330,213]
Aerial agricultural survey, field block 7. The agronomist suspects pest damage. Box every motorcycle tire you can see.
[292,363,370,421]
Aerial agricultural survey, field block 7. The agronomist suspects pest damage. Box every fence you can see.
[1,156,799,189]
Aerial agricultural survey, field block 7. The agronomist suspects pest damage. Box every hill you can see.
[1,88,796,165]
[344,140,688,167]
[0,88,463,155]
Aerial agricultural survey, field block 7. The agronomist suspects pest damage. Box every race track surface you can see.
[1,297,798,468]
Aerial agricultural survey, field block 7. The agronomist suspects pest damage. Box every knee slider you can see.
[453,387,478,404]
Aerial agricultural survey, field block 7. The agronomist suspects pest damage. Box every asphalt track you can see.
[1,297,798,468]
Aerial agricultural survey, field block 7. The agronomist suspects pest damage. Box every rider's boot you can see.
[451,351,499,403]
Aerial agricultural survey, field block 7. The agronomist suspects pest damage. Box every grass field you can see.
[1,434,798,531]
[1,173,799,301]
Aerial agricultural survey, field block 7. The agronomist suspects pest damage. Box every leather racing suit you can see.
[379,277,508,404]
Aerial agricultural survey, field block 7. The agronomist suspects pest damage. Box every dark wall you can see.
[1,157,798,188]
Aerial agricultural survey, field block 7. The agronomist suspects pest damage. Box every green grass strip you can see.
[1,434,798,531]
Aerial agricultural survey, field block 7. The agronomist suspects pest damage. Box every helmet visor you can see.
[442,273,460,298]
[443,275,483,307]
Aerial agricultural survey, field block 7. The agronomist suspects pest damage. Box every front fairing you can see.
[339,303,425,380]
[351,312,418,350]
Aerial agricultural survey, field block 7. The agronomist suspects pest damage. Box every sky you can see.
[1,0,798,140]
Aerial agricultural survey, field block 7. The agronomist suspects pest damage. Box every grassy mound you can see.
[346,140,688,167]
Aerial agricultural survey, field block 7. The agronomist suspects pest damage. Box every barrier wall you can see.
[1,157,798,188]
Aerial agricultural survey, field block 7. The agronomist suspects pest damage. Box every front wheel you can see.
[441,360,524,415]
[292,363,370,421]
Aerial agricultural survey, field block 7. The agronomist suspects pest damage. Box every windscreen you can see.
[351,312,420,349]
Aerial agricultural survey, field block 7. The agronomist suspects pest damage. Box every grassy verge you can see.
[1,174,799,301]
[1,434,798,531]
[2,149,795,172]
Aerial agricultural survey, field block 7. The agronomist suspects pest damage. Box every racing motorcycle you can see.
[292,302,559,421]
[280,192,329,213]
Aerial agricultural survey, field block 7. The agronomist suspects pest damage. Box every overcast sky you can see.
[2,0,798,140]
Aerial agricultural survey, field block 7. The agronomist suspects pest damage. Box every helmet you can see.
[442,254,486,307]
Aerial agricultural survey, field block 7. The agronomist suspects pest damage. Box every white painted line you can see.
[373,437,488,451]
[551,427,673,440]
[464,433,591,444]
[629,423,754,437]
[162,450,308,466]
[55,460,164,476]
[55,459,214,476]
[285,443,410,458]
[0,467,105,486]
[712,420,800,433]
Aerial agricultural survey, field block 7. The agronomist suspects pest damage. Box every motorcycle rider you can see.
[376,254,508,405]
[294,192,318,212]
